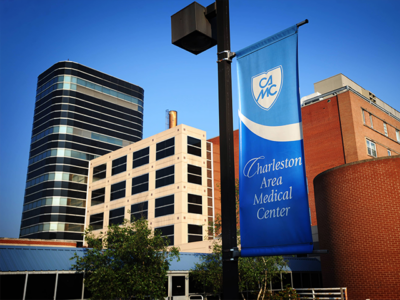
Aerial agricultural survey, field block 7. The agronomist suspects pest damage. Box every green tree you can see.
[191,181,289,300]
[71,218,179,300]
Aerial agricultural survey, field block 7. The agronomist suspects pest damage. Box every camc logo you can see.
[251,66,283,110]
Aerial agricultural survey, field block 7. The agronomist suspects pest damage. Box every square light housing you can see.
[171,2,217,55]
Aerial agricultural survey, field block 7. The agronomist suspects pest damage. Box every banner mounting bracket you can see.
[296,19,309,28]
[217,50,236,63]
[223,247,240,261]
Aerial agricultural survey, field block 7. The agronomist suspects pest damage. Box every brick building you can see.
[209,74,400,249]
[314,156,400,300]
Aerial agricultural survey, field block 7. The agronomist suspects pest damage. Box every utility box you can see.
[171,2,217,55]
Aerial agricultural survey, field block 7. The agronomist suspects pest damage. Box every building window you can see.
[110,181,126,201]
[188,136,202,157]
[361,109,366,124]
[112,155,127,176]
[133,147,149,169]
[155,225,174,246]
[383,123,388,136]
[188,224,203,243]
[131,174,149,195]
[367,140,377,157]
[388,149,391,156]
[188,165,202,185]
[188,194,202,214]
[156,166,174,188]
[93,164,106,182]
[156,137,174,160]
[369,114,374,129]
[155,195,174,217]
[91,188,105,206]
[92,132,123,146]
[26,172,88,188]
[131,201,148,221]
[90,213,103,230]
[397,130,400,142]
[109,207,125,226]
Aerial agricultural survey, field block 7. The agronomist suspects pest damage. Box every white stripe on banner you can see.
[238,110,303,142]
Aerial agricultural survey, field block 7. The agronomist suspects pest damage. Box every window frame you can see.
[110,180,126,201]
[111,155,127,176]
[156,137,175,161]
[91,187,105,206]
[109,207,125,226]
[361,109,366,124]
[188,164,202,185]
[89,213,104,230]
[132,147,149,169]
[155,224,174,246]
[155,194,174,218]
[188,224,203,243]
[155,165,175,188]
[188,136,202,157]
[188,194,203,215]
[131,173,149,195]
[383,123,388,136]
[93,163,107,182]
[366,139,377,157]
[369,114,374,129]
[131,201,148,221]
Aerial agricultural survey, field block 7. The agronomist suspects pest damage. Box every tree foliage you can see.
[71,218,179,300]
[191,181,288,300]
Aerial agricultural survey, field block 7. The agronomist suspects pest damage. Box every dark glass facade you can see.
[20,61,144,242]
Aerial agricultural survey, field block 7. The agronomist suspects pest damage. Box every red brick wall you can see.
[302,96,346,225]
[314,156,400,300]
[208,130,240,219]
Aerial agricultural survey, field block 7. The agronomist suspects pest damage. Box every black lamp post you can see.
[172,1,239,299]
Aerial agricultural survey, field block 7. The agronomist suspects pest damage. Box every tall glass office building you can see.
[20,61,144,244]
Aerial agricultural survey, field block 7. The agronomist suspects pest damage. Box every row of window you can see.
[89,209,203,246]
[92,193,202,222]
[23,197,86,212]
[20,222,84,237]
[29,148,98,166]
[26,172,87,188]
[38,62,144,96]
[31,125,125,148]
[31,125,72,143]
[91,132,124,146]
[34,88,143,127]
[362,109,400,142]
[92,136,202,181]
[37,82,77,100]
[32,110,140,141]
[92,164,202,203]
[366,139,394,157]
[36,75,144,111]
[31,119,139,152]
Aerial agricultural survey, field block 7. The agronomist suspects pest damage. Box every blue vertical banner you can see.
[236,25,313,257]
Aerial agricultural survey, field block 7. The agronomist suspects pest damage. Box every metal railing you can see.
[291,287,348,300]
[189,295,204,300]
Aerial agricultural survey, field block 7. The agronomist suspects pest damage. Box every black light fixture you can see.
[171,2,217,55]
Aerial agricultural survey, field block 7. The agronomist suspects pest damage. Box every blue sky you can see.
[1,0,399,238]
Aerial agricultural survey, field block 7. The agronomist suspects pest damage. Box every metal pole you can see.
[215,0,239,299]
[23,273,29,300]
[53,272,59,300]
[81,273,85,300]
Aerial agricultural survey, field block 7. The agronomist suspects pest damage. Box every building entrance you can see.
[166,272,189,300]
